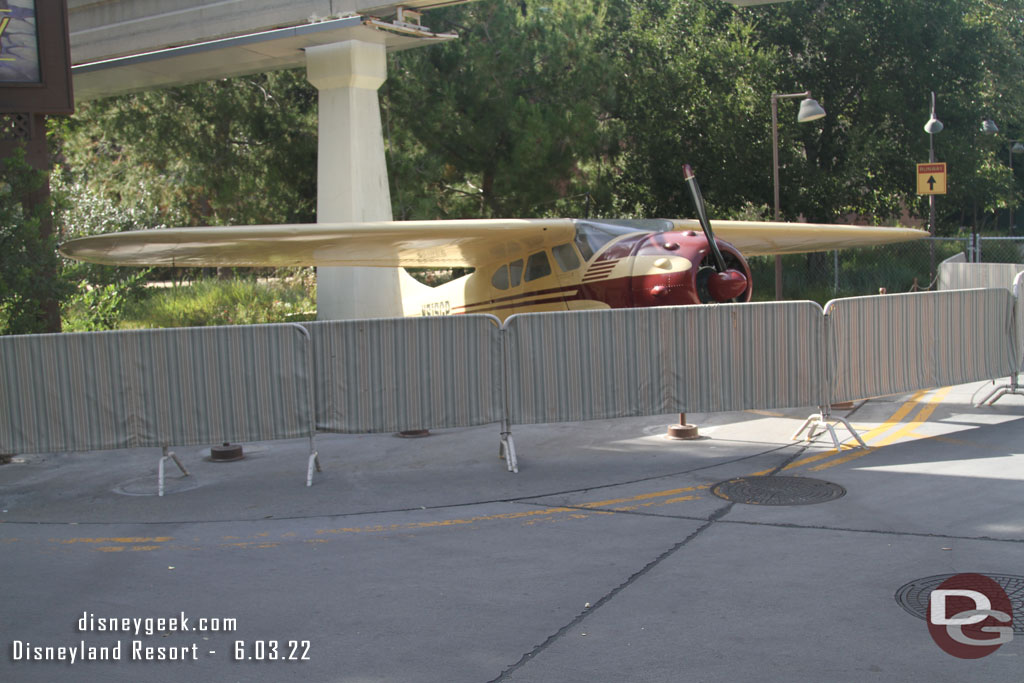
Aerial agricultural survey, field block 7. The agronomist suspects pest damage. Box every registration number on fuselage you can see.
[421,301,452,316]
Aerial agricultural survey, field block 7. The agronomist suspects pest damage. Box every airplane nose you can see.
[708,269,748,302]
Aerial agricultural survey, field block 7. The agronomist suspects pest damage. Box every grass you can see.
[116,274,317,329]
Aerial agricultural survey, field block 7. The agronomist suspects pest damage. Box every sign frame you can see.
[0,1,73,114]
[917,162,947,195]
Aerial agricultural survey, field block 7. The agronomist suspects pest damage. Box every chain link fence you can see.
[746,237,1024,304]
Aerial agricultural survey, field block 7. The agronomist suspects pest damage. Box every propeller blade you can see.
[682,164,727,273]
[683,164,749,303]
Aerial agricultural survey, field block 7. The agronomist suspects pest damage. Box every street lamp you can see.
[771,91,826,299]
[924,92,943,238]
[923,92,943,279]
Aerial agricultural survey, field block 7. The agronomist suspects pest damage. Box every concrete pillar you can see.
[306,39,402,319]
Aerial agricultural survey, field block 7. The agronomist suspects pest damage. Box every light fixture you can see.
[924,116,943,134]
[982,119,999,134]
[771,90,826,299]
[1012,141,1024,155]
[796,98,826,123]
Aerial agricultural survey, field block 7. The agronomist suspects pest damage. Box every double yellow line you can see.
[782,386,953,473]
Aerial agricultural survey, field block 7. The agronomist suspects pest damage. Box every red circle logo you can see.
[927,573,1014,658]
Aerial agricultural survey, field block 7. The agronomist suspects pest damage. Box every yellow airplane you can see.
[60,216,926,318]
[60,170,926,319]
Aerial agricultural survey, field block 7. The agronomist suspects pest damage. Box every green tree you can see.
[749,0,1024,230]
[62,69,318,228]
[602,0,1024,231]
[0,148,72,334]
[603,0,782,219]
[383,0,616,219]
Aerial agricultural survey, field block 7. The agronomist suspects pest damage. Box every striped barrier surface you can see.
[938,261,1024,291]
[504,302,826,425]
[826,289,1017,404]
[305,315,504,433]
[0,324,313,454]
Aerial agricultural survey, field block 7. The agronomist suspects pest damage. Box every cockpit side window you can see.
[491,264,510,290]
[509,259,524,288]
[525,251,552,282]
[551,243,582,272]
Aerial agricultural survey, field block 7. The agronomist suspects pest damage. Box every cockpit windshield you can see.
[572,219,674,261]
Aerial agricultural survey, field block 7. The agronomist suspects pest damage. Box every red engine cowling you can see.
[630,230,752,307]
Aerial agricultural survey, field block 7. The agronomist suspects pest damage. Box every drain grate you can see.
[895,574,1024,634]
[711,476,846,506]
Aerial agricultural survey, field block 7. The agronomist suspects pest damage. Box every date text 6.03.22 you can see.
[233,640,310,662]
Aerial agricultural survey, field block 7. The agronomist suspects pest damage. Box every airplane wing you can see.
[59,219,578,268]
[59,218,927,267]
[697,221,928,256]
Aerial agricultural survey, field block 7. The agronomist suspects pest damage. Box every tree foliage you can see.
[383,0,616,218]
[62,70,318,227]
[0,148,72,334]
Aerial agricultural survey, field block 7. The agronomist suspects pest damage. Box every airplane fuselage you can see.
[404,221,753,320]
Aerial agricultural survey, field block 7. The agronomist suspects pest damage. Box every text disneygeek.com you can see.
[8,612,311,664]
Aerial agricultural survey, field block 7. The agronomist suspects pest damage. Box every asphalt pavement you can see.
[2,379,1023,682]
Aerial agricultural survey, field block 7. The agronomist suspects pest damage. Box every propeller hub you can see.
[708,270,748,302]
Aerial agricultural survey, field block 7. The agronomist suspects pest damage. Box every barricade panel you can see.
[1015,272,1024,371]
[827,290,1016,403]
[0,324,313,454]
[129,324,313,446]
[938,262,1024,291]
[0,330,135,453]
[306,316,503,433]
[504,303,825,425]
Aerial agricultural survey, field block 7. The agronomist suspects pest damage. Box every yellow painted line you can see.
[56,536,172,545]
[809,386,953,472]
[607,495,702,512]
[659,495,701,505]
[579,485,709,509]
[223,542,280,549]
[316,507,582,536]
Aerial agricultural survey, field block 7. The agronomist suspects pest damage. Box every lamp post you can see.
[924,92,943,236]
[771,91,826,299]
[1008,140,1024,232]
[924,92,943,278]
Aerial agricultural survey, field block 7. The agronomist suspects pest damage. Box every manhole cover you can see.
[711,476,846,506]
[895,574,1024,634]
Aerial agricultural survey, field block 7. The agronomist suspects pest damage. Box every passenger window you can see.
[509,259,524,287]
[491,264,509,290]
[525,251,552,282]
[551,243,581,272]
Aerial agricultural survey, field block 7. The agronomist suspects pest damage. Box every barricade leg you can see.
[499,420,518,473]
[792,408,867,451]
[158,446,190,497]
[977,374,1023,405]
[306,435,322,487]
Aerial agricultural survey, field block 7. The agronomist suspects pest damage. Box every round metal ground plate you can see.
[895,574,1024,634]
[114,475,201,496]
[711,476,846,506]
